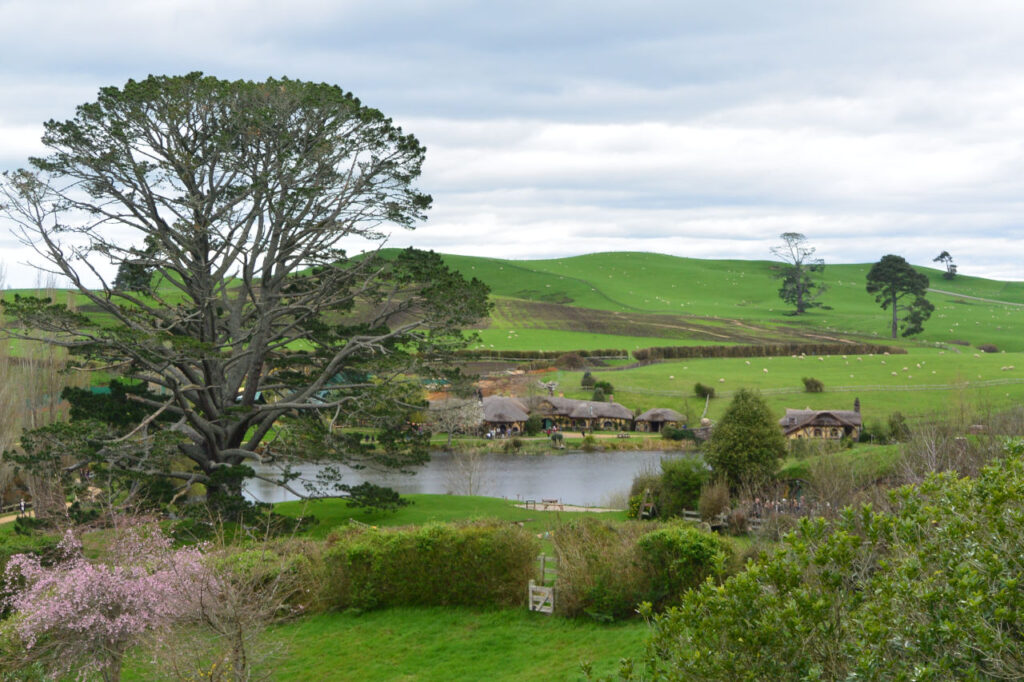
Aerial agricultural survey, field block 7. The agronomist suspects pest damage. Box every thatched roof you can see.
[636,408,685,423]
[481,396,529,423]
[566,400,633,420]
[779,408,862,435]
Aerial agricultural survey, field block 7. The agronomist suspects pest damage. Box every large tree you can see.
[704,389,786,488]
[770,232,826,314]
[0,74,489,503]
[933,250,957,280]
[865,255,934,338]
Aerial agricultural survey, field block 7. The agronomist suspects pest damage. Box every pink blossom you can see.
[4,524,208,681]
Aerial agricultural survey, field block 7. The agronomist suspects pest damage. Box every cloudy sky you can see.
[2,0,1023,286]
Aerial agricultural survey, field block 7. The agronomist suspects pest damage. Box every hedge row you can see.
[455,348,629,361]
[323,522,538,610]
[632,342,906,361]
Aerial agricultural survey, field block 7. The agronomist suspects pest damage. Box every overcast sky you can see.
[2,0,1023,286]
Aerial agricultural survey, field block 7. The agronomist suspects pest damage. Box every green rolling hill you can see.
[431,251,1024,354]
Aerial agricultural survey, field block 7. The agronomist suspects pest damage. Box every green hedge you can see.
[633,342,905,362]
[324,522,538,610]
[455,348,629,361]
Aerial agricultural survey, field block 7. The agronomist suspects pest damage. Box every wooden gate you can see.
[528,580,554,614]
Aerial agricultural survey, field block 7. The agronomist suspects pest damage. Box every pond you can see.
[245,450,689,508]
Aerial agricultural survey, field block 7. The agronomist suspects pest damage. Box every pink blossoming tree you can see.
[3,524,205,682]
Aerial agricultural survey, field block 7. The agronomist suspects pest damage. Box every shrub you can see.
[637,440,1024,681]
[593,380,614,395]
[324,522,537,611]
[581,435,599,452]
[888,411,910,442]
[658,457,710,517]
[554,519,731,620]
[591,387,606,402]
[523,414,543,436]
[698,479,730,522]
[636,525,731,610]
[555,352,586,370]
[580,371,595,388]
[693,382,715,399]
[977,343,999,353]
[802,376,824,393]
[553,518,650,621]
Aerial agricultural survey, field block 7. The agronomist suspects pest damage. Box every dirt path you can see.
[513,503,621,513]
[928,288,1024,307]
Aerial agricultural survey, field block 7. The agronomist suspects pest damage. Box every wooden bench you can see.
[541,498,563,511]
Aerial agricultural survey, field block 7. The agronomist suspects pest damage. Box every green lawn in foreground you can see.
[269,608,647,682]
[124,607,648,682]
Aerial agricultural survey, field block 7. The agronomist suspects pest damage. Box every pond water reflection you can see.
[246,450,688,508]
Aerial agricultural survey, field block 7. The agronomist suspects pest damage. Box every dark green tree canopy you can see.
[770,232,826,314]
[0,74,490,501]
[704,389,785,487]
[866,255,934,338]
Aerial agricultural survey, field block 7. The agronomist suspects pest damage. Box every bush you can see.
[802,376,824,393]
[553,519,728,620]
[888,411,910,442]
[591,387,606,402]
[658,457,710,517]
[593,380,614,395]
[637,525,731,610]
[324,522,537,610]
[580,371,595,388]
[698,479,730,522]
[977,343,999,353]
[555,352,586,370]
[638,440,1024,681]
[523,414,543,436]
[581,435,599,452]
[693,382,715,399]
[553,519,650,621]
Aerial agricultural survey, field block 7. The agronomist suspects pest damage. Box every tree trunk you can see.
[891,294,899,338]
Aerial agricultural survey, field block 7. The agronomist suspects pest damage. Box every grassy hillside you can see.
[437,252,1024,353]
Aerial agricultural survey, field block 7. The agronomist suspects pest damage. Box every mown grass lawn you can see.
[276,494,631,539]
[122,607,649,682]
[265,607,648,682]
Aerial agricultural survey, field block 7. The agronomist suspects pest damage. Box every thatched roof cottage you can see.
[635,408,686,433]
[779,402,862,441]
[481,396,529,434]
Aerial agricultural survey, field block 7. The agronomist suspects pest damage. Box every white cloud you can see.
[2,1,1024,285]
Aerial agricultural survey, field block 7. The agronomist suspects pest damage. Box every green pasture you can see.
[440,252,1024,353]
[547,347,1024,422]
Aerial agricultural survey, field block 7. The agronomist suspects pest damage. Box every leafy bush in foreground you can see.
[635,440,1024,681]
